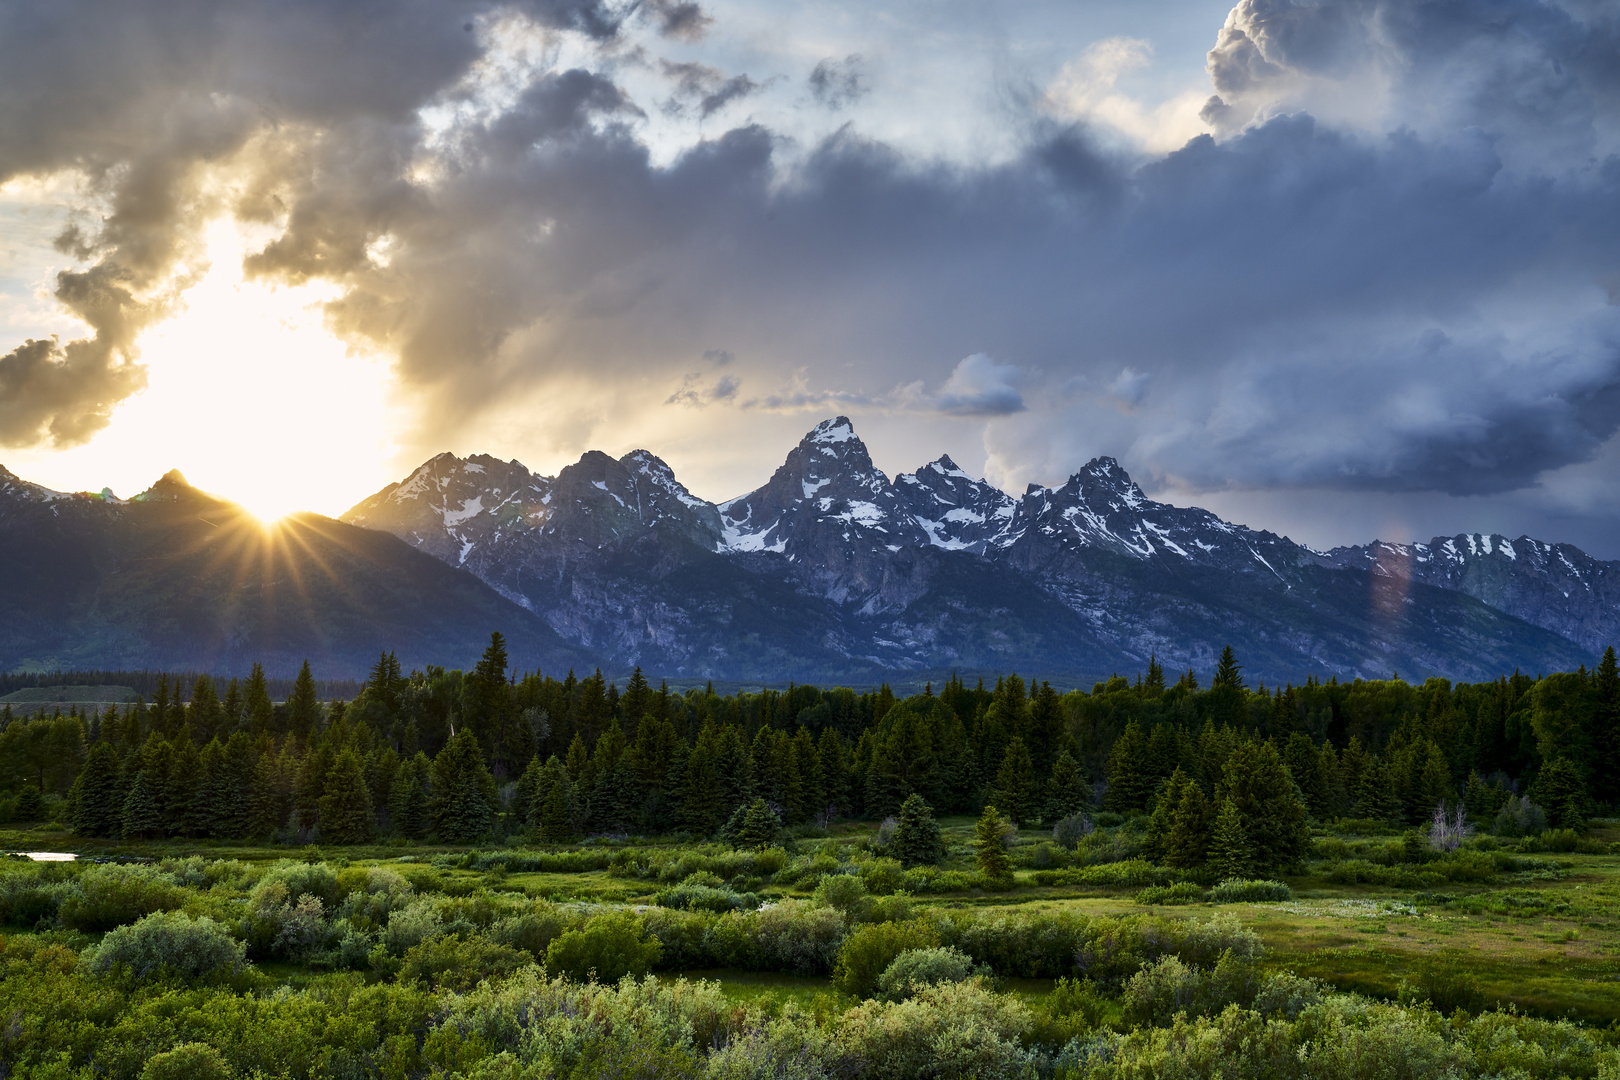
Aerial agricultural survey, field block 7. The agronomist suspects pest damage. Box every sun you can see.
[10,219,406,519]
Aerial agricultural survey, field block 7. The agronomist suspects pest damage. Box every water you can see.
[12,852,76,862]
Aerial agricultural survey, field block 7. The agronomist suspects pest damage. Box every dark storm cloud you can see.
[809,55,867,109]
[4,0,1619,504]
[639,0,713,41]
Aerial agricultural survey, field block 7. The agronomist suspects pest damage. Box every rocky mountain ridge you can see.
[340,418,1614,682]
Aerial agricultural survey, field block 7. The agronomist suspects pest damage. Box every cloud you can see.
[640,0,712,41]
[897,354,1025,416]
[1,0,1618,533]
[809,55,867,110]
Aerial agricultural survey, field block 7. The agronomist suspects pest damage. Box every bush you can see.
[254,861,341,908]
[1121,950,1263,1026]
[0,866,75,925]
[833,919,941,997]
[749,899,847,974]
[380,896,445,957]
[655,875,760,913]
[1134,882,1204,905]
[1251,971,1325,1018]
[836,981,1034,1080]
[1207,878,1293,903]
[1409,952,1489,1015]
[400,932,529,991]
[140,1043,233,1080]
[859,858,906,896]
[85,911,246,981]
[1053,813,1094,850]
[814,873,871,918]
[58,864,187,933]
[875,946,980,1001]
[489,908,573,961]
[1539,828,1580,853]
[545,911,662,982]
[1494,795,1547,837]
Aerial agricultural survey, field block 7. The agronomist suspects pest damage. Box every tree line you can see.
[1,637,1615,858]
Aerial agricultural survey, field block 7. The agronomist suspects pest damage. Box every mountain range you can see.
[337,417,1614,685]
[0,416,1611,683]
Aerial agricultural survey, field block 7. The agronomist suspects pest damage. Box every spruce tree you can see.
[1533,757,1592,831]
[1212,646,1244,690]
[432,729,498,843]
[1105,719,1150,811]
[247,750,285,839]
[1595,647,1619,804]
[244,662,275,738]
[318,748,375,844]
[389,752,434,840]
[535,756,581,842]
[1144,769,1191,862]
[120,771,163,839]
[974,804,1013,881]
[1218,737,1310,873]
[1164,782,1214,870]
[288,661,321,741]
[70,742,124,838]
[167,734,205,837]
[1043,748,1092,822]
[727,797,781,848]
[1283,732,1326,817]
[992,737,1039,825]
[1207,797,1254,880]
[892,793,946,867]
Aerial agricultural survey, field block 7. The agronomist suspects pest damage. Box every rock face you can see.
[0,469,588,679]
[340,417,1610,684]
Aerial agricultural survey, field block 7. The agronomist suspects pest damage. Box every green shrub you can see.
[545,911,662,983]
[654,876,760,913]
[1539,828,1580,853]
[85,911,246,980]
[1052,813,1093,850]
[253,861,341,907]
[836,981,1034,1080]
[859,858,906,896]
[140,1043,233,1080]
[833,919,940,997]
[1134,882,1204,905]
[1408,952,1489,1015]
[875,946,979,1001]
[1120,950,1263,1026]
[489,907,573,960]
[749,898,847,974]
[814,873,871,919]
[400,932,529,991]
[1207,878,1293,903]
[58,864,187,933]
[0,865,75,925]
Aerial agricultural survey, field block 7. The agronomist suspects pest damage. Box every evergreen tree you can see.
[1207,797,1254,880]
[188,676,224,744]
[817,728,851,821]
[244,662,275,738]
[247,750,287,839]
[1165,781,1214,870]
[726,797,781,848]
[70,742,124,838]
[535,756,582,842]
[1025,681,1067,778]
[288,661,321,741]
[974,804,1013,881]
[389,752,433,840]
[1144,769,1191,862]
[319,748,375,843]
[167,733,205,837]
[432,729,498,843]
[1533,757,1592,831]
[1043,748,1092,822]
[992,737,1039,825]
[1213,646,1244,690]
[512,754,544,829]
[1595,647,1620,804]
[891,793,945,867]
[1218,737,1310,873]
[120,771,163,839]
[1282,732,1326,817]
[1105,719,1150,811]
[620,666,652,725]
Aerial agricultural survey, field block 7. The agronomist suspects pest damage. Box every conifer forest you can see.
[3,637,1620,1078]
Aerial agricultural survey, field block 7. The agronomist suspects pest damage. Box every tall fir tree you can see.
[1165,782,1215,870]
[892,793,946,867]
[432,729,498,843]
[1207,797,1255,880]
[389,752,434,840]
[992,737,1039,825]
[288,661,321,741]
[974,804,1013,881]
[319,749,375,843]
[1218,737,1310,873]
[70,742,124,838]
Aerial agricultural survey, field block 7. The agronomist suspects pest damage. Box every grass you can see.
[10,817,1620,1021]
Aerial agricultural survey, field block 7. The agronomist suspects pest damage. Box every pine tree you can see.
[992,737,1039,825]
[534,756,582,842]
[432,729,498,843]
[1213,646,1244,690]
[1218,737,1310,873]
[727,797,781,848]
[120,771,163,839]
[1207,798,1254,880]
[1165,782,1215,870]
[70,742,124,838]
[1533,757,1592,831]
[974,804,1013,881]
[288,661,321,741]
[892,793,946,867]
[188,676,224,744]
[1043,748,1092,822]
[1594,647,1620,804]
[1105,719,1150,811]
[817,728,851,822]
[167,733,206,837]
[1144,769,1191,862]
[244,662,275,737]
[247,750,286,839]
[319,748,375,843]
[1283,732,1326,817]
[389,752,433,840]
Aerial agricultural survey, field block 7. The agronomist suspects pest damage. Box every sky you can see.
[1,0,1618,555]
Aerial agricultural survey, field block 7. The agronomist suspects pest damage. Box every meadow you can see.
[5,808,1620,1079]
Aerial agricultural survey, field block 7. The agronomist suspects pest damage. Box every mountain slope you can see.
[341,419,1606,683]
[0,468,589,678]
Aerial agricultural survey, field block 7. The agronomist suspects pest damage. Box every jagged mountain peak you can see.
[133,469,202,502]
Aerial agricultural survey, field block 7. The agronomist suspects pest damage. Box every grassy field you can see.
[7,814,1619,1022]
